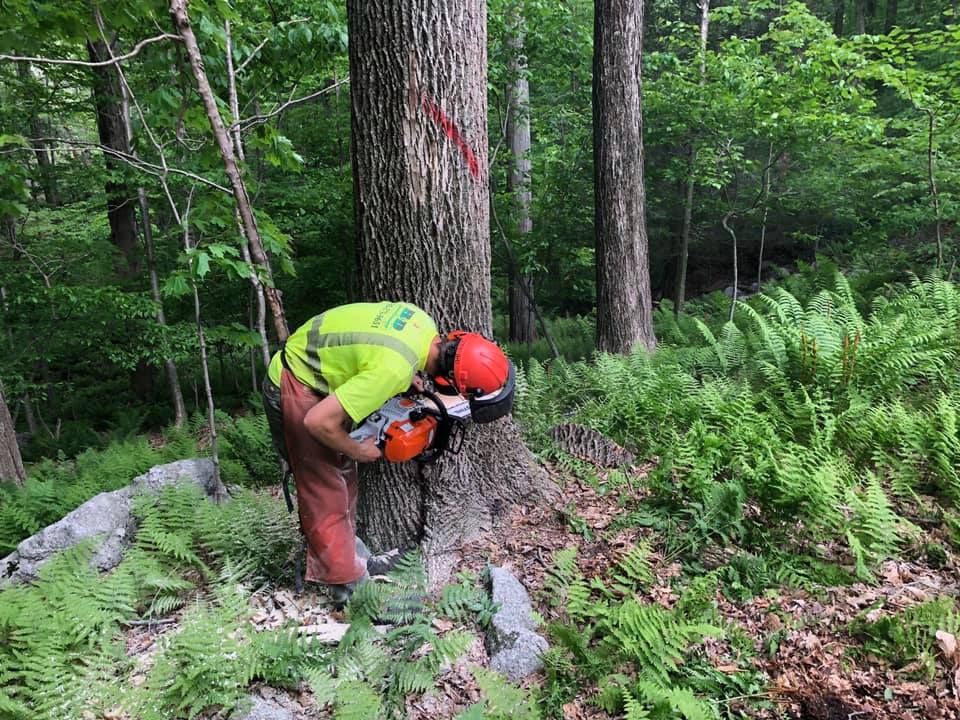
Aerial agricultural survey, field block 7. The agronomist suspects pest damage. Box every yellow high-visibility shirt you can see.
[267,302,438,423]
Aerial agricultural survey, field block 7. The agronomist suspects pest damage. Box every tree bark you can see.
[855,0,866,33]
[18,63,61,206]
[509,276,537,343]
[182,196,226,501]
[675,0,709,316]
[756,141,774,290]
[139,187,187,426]
[87,38,141,278]
[723,209,738,322]
[347,0,552,583]
[505,3,536,343]
[225,20,272,369]
[169,0,289,343]
[884,0,898,32]
[925,109,943,269]
[593,0,656,352]
[0,382,26,486]
[834,0,845,35]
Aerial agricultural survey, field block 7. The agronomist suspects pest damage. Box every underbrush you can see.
[0,410,277,556]
[539,545,761,719]
[515,270,960,718]
[517,272,960,579]
[0,484,526,720]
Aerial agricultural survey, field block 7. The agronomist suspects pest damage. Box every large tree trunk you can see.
[505,4,536,343]
[347,0,552,583]
[87,38,141,279]
[593,0,656,353]
[0,383,26,486]
[169,0,289,343]
[834,0,845,35]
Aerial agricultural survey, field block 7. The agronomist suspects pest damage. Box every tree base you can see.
[358,418,555,587]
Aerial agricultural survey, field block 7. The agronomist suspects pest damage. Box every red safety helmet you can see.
[439,330,511,397]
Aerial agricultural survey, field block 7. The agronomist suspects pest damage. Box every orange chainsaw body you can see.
[383,415,439,463]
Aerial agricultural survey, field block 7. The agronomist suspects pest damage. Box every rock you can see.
[485,565,548,681]
[0,459,217,587]
[233,696,293,720]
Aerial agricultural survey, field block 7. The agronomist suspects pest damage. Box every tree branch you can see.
[21,137,231,195]
[235,79,349,130]
[0,34,180,67]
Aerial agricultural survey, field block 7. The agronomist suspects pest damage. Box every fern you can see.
[610,543,654,596]
[469,667,540,719]
[439,574,499,627]
[541,549,720,720]
[849,597,960,680]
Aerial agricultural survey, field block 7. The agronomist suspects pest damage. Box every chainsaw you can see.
[348,363,516,463]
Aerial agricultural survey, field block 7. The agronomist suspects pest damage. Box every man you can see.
[262,300,511,602]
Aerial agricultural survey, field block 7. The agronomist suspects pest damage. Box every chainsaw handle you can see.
[415,389,462,464]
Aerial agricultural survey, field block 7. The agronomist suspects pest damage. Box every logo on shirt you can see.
[393,308,416,331]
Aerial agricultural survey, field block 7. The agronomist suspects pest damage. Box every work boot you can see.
[367,548,403,577]
[354,536,404,577]
[325,541,408,610]
[325,537,393,608]
[326,570,369,608]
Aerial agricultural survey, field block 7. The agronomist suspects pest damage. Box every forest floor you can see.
[110,461,960,720]
[452,464,960,720]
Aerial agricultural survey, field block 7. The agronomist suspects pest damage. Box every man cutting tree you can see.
[262,301,512,603]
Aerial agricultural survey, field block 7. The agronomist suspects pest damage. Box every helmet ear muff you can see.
[440,331,464,388]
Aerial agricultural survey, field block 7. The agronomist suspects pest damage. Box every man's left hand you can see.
[411,373,426,392]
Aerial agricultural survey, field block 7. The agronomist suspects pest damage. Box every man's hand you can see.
[353,437,382,463]
[410,373,426,392]
[304,394,382,462]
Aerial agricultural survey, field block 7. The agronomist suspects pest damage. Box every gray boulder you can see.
[486,565,548,681]
[0,459,217,586]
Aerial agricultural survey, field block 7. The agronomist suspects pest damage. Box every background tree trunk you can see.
[593,0,656,352]
[855,0,867,33]
[674,0,709,316]
[0,383,26,486]
[18,63,61,207]
[884,0,898,33]
[347,0,552,583]
[225,20,272,370]
[505,3,536,343]
[87,38,140,279]
[139,187,187,427]
[170,0,289,343]
[834,0,845,35]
